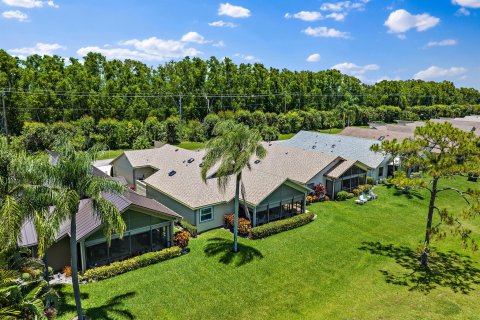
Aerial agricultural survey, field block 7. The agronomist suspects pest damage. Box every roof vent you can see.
[378,136,385,141]
[312,145,316,149]
[187,158,195,163]
[175,149,179,152]
[472,127,476,132]
[199,163,204,167]
[285,152,288,155]
[331,144,336,148]
[254,160,261,164]
[168,170,176,177]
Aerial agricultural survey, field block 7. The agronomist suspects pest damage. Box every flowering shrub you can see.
[62,265,72,277]
[358,184,373,193]
[174,230,190,249]
[238,218,251,236]
[352,188,361,196]
[306,196,313,204]
[82,246,182,282]
[224,214,234,229]
[314,183,326,197]
[179,219,197,237]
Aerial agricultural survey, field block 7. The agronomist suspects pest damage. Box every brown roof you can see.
[18,190,181,248]
[325,159,366,179]
[339,127,413,141]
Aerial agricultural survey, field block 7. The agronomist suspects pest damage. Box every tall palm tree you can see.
[50,142,126,320]
[201,121,266,252]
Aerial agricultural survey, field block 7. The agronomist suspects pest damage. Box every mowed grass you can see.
[57,177,480,320]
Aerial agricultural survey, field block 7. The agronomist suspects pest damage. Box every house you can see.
[277,131,390,181]
[18,171,181,273]
[111,144,312,231]
[110,143,373,231]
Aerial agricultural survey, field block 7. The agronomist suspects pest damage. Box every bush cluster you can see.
[179,219,197,237]
[174,231,190,249]
[224,214,252,236]
[336,191,355,201]
[82,246,182,282]
[249,213,315,239]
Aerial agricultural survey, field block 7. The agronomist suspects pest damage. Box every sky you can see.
[1,0,479,89]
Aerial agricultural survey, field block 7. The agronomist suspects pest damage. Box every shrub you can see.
[366,176,375,185]
[358,184,373,193]
[306,195,313,204]
[224,214,251,235]
[352,188,360,196]
[336,191,354,201]
[62,265,72,277]
[82,246,182,282]
[174,230,190,249]
[179,219,197,237]
[250,213,315,239]
[21,272,31,280]
[324,195,330,201]
[238,218,251,236]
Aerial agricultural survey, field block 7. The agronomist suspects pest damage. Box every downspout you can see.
[332,179,336,200]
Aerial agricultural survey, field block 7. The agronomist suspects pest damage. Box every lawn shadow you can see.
[204,237,264,267]
[56,289,137,319]
[359,241,480,294]
[391,188,425,200]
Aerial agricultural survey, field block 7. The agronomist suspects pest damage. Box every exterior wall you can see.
[195,201,234,233]
[133,167,156,182]
[146,186,196,225]
[258,183,305,208]
[112,155,135,186]
[307,159,343,187]
[46,237,71,272]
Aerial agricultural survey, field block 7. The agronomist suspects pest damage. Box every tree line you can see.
[1,49,480,136]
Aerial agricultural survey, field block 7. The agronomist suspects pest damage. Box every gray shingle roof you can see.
[277,131,387,169]
[339,127,413,141]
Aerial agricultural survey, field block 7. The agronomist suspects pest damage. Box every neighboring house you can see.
[111,144,312,231]
[277,131,390,181]
[339,127,413,142]
[18,170,181,273]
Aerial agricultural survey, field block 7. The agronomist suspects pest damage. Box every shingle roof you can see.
[140,144,311,209]
[277,131,387,169]
[325,159,359,179]
[18,190,181,248]
[251,143,340,184]
[339,127,413,141]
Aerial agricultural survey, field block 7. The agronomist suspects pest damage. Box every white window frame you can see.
[199,207,214,223]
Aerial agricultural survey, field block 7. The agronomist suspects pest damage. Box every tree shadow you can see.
[204,237,264,267]
[390,186,425,200]
[358,241,480,294]
[56,289,137,319]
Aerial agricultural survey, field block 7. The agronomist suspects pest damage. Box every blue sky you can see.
[1,0,479,89]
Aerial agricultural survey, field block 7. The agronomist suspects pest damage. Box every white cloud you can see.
[384,9,440,34]
[426,39,458,48]
[326,12,346,21]
[414,66,467,80]
[9,42,65,57]
[452,0,480,8]
[234,53,258,62]
[212,40,225,47]
[2,0,58,8]
[208,20,238,28]
[2,9,28,21]
[181,31,208,44]
[306,53,321,62]
[302,26,350,38]
[320,0,369,12]
[218,3,250,18]
[456,7,471,15]
[285,11,323,21]
[77,37,201,61]
[331,62,379,75]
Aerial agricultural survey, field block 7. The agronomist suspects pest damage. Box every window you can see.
[200,207,213,223]
[379,167,384,177]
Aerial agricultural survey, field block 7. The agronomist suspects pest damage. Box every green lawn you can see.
[57,177,480,319]
[174,141,206,150]
[96,149,125,160]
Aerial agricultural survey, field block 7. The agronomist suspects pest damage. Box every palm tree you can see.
[335,93,359,128]
[50,142,126,320]
[201,121,266,252]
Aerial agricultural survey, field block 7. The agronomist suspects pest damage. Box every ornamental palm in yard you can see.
[201,121,266,252]
[50,143,126,320]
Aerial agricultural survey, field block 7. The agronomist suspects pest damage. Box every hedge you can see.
[336,191,354,201]
[179,219,197,237]
[82,246,182,282]
[249,213,315,239]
